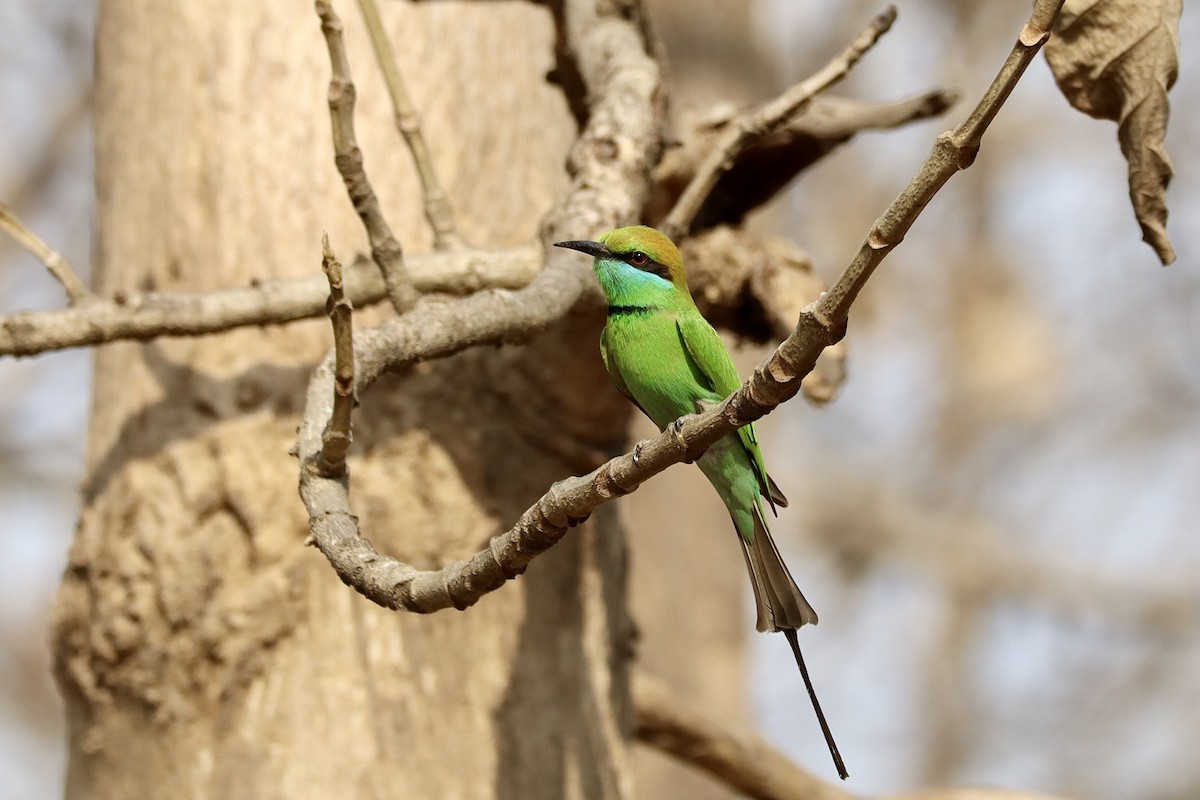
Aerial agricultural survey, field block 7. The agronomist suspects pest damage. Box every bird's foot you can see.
[632,439,646,466]
[669,417,695,463]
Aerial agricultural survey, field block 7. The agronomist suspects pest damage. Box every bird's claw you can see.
[632,440,646,466]
[669,416,696,462]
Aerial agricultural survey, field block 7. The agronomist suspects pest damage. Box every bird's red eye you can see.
[629,251,648,267]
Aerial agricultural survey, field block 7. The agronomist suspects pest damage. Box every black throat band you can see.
[608,305,653,316]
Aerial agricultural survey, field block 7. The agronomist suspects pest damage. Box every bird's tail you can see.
[784,627,849,779]
[737,505,818,633]
[737,506,848,779]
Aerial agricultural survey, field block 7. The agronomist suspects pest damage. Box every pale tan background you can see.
[3,1,1199,798]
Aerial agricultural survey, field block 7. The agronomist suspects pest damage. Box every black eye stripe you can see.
[619,251,671,280]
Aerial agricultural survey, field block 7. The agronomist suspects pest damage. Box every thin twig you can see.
[317,235,354,476]
[357,0,462,250]
[791,90,961,137]
[814,1,1062,323]
[650,89,961,229]
[0,245,539,358]
[660,5,898,240]
[0,202,90,305]
[317,0,417,314]
[297,0,1064,615]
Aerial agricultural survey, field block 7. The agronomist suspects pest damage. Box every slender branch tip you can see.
[0,202,91,305]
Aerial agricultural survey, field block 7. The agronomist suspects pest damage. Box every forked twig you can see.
[815,1,1063,323]
[0,8,951,359]
[357,0,462,250]
[660,5,897,240]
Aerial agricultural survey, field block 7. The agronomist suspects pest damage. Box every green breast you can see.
[603,310,714,430]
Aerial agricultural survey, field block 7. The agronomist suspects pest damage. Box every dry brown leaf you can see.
[1045,0,1181,265]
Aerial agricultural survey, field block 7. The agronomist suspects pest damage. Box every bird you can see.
[556,225,847,779]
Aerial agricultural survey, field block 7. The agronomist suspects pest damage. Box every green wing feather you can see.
[676,313,789,510]
[600,326,651,419]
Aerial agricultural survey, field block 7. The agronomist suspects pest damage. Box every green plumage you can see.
[559,226,817,632]
[556,226,848,779]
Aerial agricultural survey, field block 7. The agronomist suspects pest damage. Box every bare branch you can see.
[0,226,823,360]
[317,235,354,476]
[298,0,1063,615]
[0,202,90,305]
[649,89,961,230]
[634,672,1075,800]
[317,0,417,313]
[815,0,1064,323]
[634,671,852,800]
[297,0,664,610]
[357,0,463,250]
[660,5,898,240]
[0,245,539,358]
[792,90,961,137]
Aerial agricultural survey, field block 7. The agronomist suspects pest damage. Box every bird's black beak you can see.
[554,240,609,259]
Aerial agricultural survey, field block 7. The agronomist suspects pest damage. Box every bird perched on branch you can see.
[556,225,847,780]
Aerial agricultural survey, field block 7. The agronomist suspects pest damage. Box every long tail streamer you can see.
[783,627,849,780]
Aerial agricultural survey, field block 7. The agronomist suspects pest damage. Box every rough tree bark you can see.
[51,2,635,797]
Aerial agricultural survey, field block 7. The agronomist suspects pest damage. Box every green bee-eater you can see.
[557,226,847,779]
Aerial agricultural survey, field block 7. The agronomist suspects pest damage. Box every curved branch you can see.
[634,671,1074,800]
[297,0,1064,614]
[297,0,664,606]
[634,671,852,800]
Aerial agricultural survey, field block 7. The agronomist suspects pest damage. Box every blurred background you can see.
[2,1,1197,798]
[1,3,94,798]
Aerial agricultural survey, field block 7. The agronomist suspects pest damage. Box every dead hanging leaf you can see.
[1045,0,1181,265]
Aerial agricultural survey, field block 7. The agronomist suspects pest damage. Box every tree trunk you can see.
[52,1,633,797]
